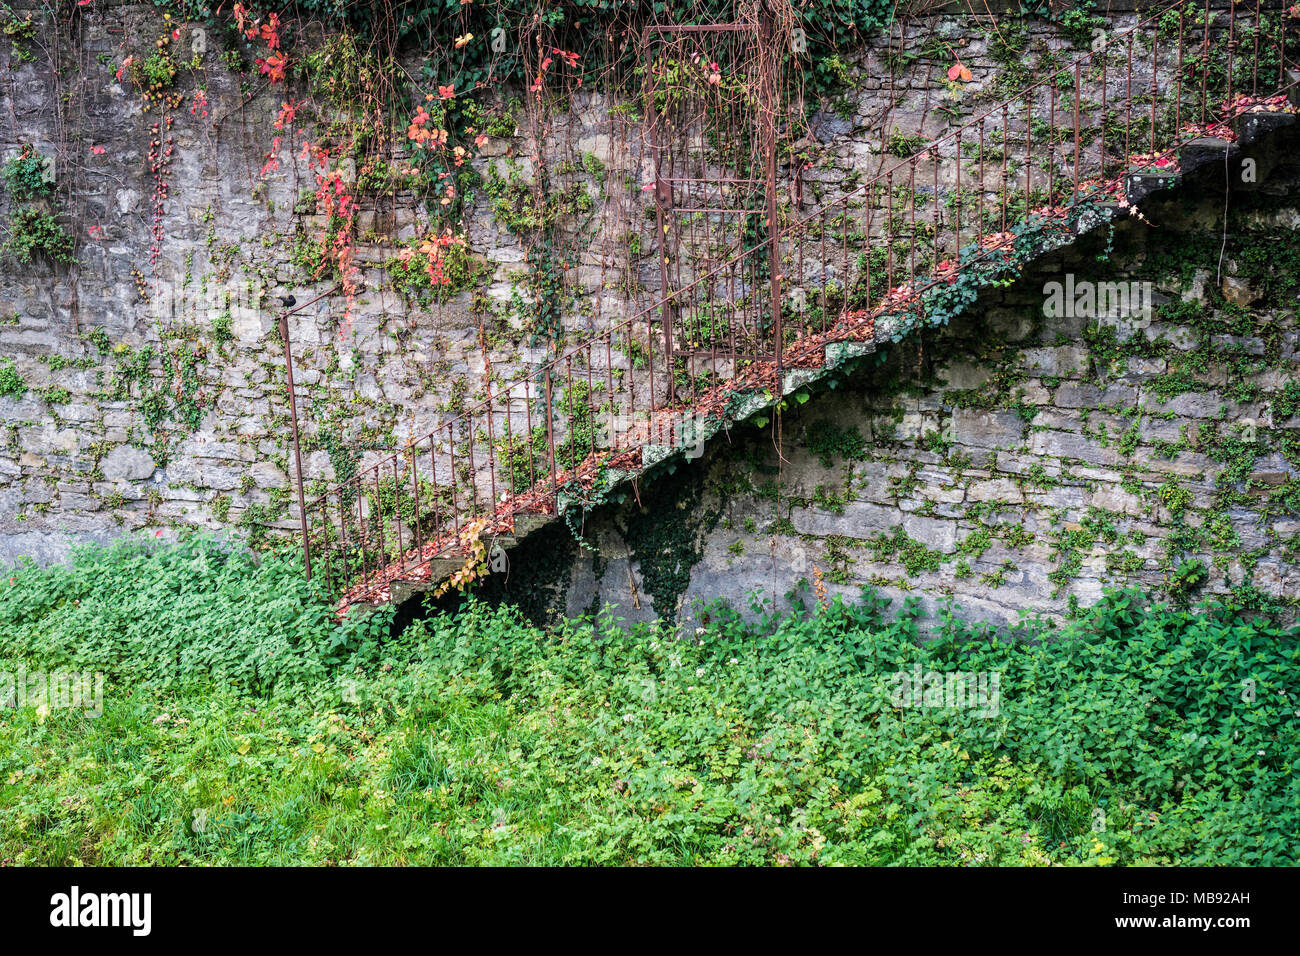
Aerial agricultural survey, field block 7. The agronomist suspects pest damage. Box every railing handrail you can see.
[312,0,1209,508]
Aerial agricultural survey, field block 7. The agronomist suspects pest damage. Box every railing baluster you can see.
[410,443,423,562]
[1151,24,1159,155]
[1227,0,1236,109]
[1201,0,1211,125]
[955,129,963,256]
[1073,64,1081,206]
[391,456,403,569]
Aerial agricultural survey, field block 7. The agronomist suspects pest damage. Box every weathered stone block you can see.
[100,445,156,481]
[951,408,1025,449]
[1054,382,1137,408]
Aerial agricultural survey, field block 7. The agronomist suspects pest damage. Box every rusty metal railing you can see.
[295,0,1298,609]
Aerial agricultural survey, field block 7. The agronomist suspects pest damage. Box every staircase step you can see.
[639,443,677,470]
[1177,137,1240,178]
[781,367,823,395]
[726,390,772,422]
[389,580,427,606]
[1233,110,1297,149]
[1074,201,1120,237]
[427,557,466,578]
[1125,170,1178,205]
[389,557,464,605]
[824,341,875,369]
[511,513,551,537]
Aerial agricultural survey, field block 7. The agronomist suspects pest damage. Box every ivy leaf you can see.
[947,61,973,83]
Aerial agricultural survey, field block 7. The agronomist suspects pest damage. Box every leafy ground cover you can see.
[0,537,1295,865]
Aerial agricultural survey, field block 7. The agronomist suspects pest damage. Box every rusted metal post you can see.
[646,32,676,385]
[279,313,312,580]
[760,9,782,383]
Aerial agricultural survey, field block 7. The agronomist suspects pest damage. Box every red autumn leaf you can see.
[948,62,972,83]
[257,52,287,84]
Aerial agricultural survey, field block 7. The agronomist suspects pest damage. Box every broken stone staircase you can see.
[348,99,1300,615]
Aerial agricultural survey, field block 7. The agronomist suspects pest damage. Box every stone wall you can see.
[0,0,1165,565]
[6,0,1292,635]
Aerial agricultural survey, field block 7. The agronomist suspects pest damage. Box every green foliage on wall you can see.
[805,418,867,467]
[1,7,37,63]
[281,0,894,98]
[620,461,721,622]
[385,238,483,304]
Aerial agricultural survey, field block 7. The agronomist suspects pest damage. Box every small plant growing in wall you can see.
[386,232,482,304]
[886,127,929,158]
[1167,558,1209,603]
[0,358,25,398]
[114,30,181,108]
[3,208,75,264]
[1,7,36,63]
[2,144,54,199]
[3,143,74,265]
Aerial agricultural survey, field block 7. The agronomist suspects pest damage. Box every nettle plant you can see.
[2,542,1297,865]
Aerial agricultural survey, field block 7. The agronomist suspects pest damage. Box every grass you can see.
[0,536,1297,865]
